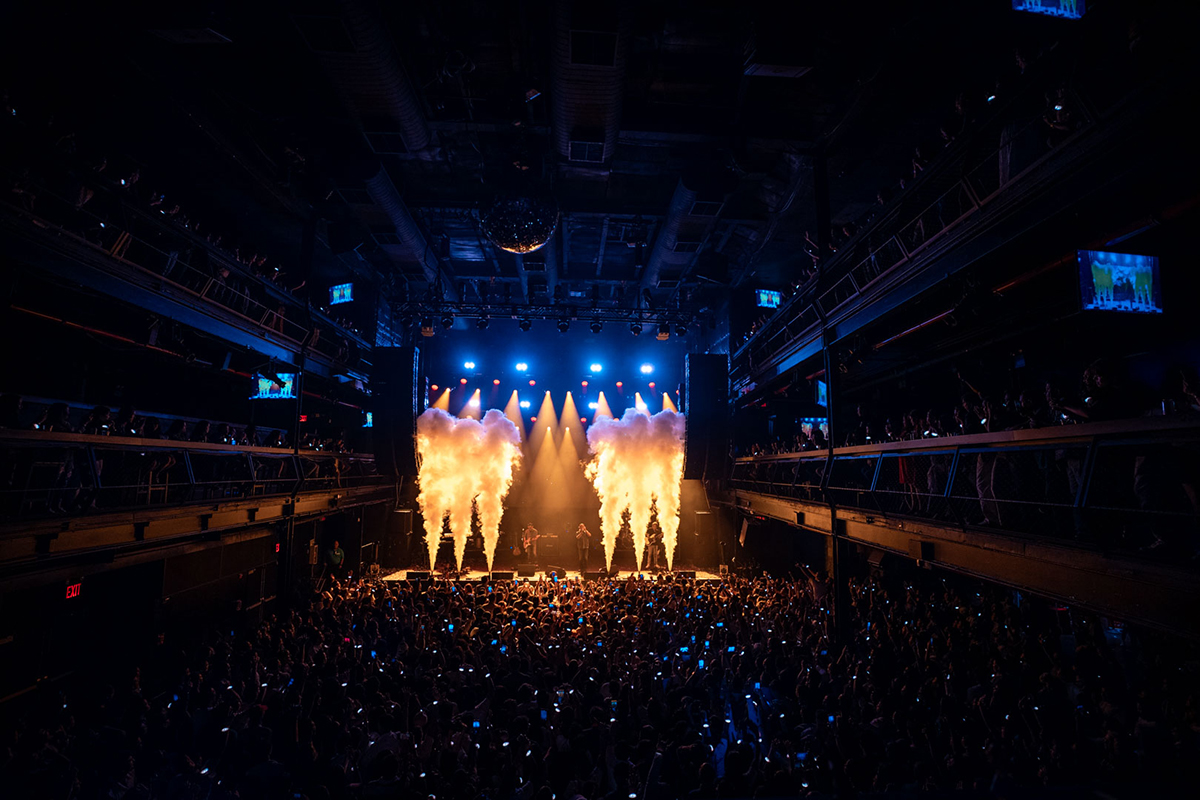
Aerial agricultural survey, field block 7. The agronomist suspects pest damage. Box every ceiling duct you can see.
[550,0,631,166]
[364,165,455,299]
[305,0,431,154]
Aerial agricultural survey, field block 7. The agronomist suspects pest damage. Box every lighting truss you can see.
[391,301,697,329]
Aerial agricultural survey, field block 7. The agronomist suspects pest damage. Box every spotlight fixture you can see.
[493,379,501,386]
[460,378,468,385]
[640,363,654,375]
[519,400,531,409]
[630,321,643,336]
[675,322,688,337]
[589,363,602,373]
[440,314,454,330]
[515,362,529,372]
[656,321,671,341]
[557,319,570,333]
[519,318,533,332]
[590,318,603,334]
[476,316,490,330]
[463,361,476,370]
[587,402,599,410]
[420,317,434,337]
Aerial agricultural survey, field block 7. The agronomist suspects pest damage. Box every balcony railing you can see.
[0,430,384,521]
[730,417,1200,562]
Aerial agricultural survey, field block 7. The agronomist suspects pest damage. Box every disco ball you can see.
[480,196,558,254]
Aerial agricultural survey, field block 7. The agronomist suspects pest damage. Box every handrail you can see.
[735,414,1200,461]
[0,428,372,458]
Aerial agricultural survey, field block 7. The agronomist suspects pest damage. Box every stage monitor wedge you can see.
[683,353,730,480]
[372,346,420,476]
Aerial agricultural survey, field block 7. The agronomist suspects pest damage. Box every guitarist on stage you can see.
[522,523,540,564]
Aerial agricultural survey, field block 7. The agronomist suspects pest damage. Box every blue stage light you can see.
[464,361,476,370]
[640,363,654,375]
[590,363,602,373]
[519,400,531,409]
[515,362,528,372]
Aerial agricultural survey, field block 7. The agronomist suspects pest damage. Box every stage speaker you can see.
[489,571,514,581]
[373,346,420,476]
[406,571,430,581]
[517,566,537,578]
[677,570,697,580]
[328,221,364,254]
[546,565,569,577]
[683,353,729,480]
[584,571,606,582]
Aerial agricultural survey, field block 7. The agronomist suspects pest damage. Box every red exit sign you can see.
[65,581,83,600]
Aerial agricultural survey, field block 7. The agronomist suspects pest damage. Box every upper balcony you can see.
[731,42,1192,395]
[1,171,371,382]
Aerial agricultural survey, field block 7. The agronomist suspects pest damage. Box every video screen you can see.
[251,374,296,400]
[364,411,373,428]
[1078,250,1162,315]
[330,282,354,305]
[756,289,782,308]
[1012,0,1085,20]
[815,380,828,407]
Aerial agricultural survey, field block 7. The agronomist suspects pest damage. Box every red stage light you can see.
[615,381,623,388]
[649,382,655,389]
[581,417,587,423]
[493,379,501,385]
[460,378,468,384]
[581,380,588,387]
[529,380,536,386]
[431,384,439,391]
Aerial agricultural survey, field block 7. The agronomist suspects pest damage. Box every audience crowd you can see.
[1,567,1196,800]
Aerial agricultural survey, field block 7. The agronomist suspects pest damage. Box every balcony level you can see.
[0,430,391,591]
[721,417,1200,637]
[733,50,1197,395]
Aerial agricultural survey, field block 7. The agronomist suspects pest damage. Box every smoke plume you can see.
[416,408,522,571]
[584,408,686,571]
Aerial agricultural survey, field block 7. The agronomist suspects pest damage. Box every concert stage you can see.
[382,568,723,582]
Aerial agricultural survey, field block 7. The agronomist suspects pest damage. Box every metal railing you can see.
[730,417,1200,560]
[0,430,384,521]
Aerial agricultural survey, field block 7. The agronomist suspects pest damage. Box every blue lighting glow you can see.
[1012,0,1085,20]
[464,361,476,370]
[515,362,528,372]
[640,363,654,375]
[519,400,531,409]
[587,402,598,410]
[589,363,602,373]
[329,283,353,305]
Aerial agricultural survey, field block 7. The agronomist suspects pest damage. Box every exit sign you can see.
[65,581,83,600]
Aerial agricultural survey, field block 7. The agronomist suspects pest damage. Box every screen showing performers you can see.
[1078,250,1162,314]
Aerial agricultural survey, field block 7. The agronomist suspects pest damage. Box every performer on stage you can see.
[575,523,592,573]
[647,520,663,571]
[522,523,540,564]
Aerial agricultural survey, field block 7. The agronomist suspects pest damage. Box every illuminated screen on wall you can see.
[364,411,374,428]
[815,379,828,407]
[1012,0,1085,20]
[1078,250,1162,314]
[251,374,296,399]
[330,283,354,305]
[756,289,782,308]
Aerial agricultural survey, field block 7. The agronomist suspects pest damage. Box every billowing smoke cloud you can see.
[416,408,522,571]
[585,408,686,571]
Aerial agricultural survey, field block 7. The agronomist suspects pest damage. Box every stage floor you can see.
[382,568,723,582]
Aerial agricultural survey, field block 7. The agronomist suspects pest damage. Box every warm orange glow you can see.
[634,392,649,414]
[662,392,678,413]
[503,391,524,441]
[432,389,451,411]
[593,391,614,422]
[431,384,439,391]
